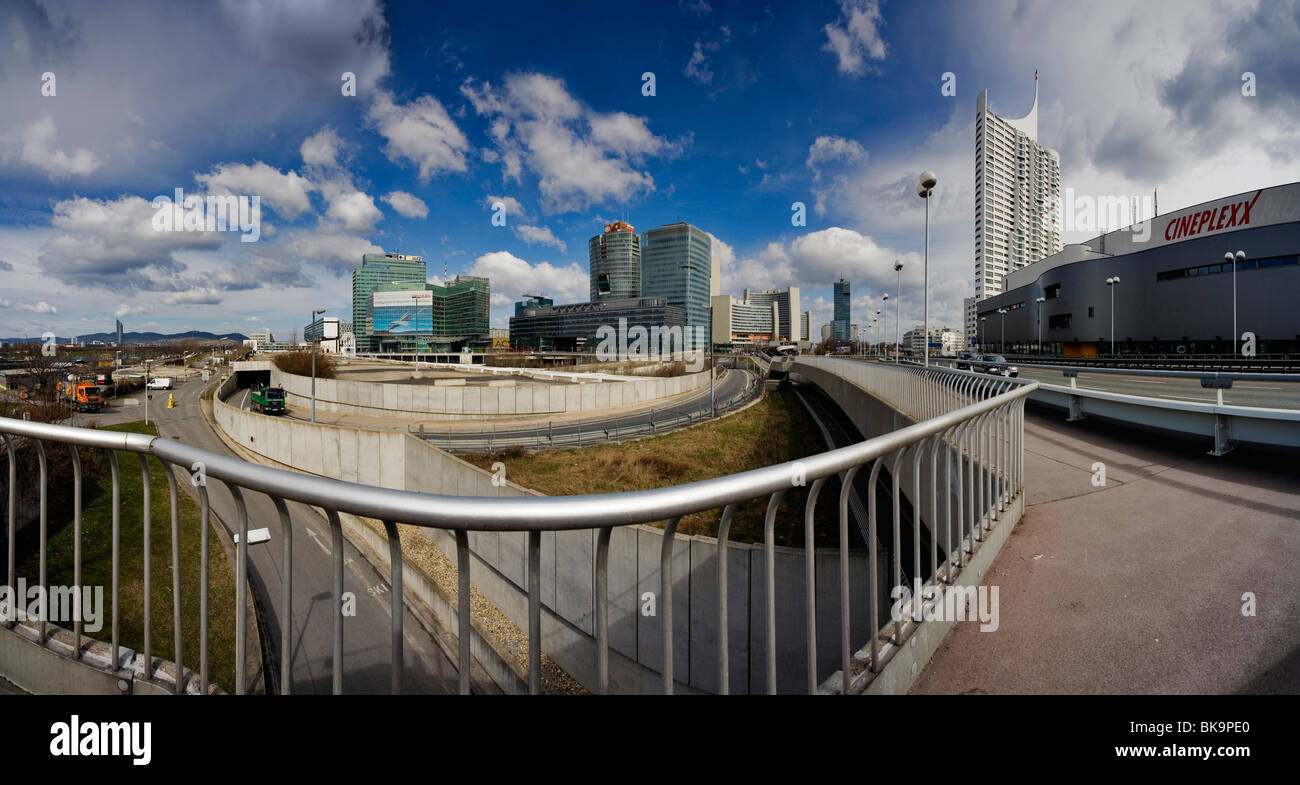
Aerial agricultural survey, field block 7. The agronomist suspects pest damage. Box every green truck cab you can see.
[250,384,286,415]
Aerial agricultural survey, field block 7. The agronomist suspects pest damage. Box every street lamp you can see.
[880,297,888,359]
[1226,250,1245,356]
[979,316,987,350]
[311,307,325,423]
[1035,296,1046,355]
[917,171,937,366]
[893,259,903,363]
[1106,277,1121,356]
[144,358,150,425]
[997,307,1008,354]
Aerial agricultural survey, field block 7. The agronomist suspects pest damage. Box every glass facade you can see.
[370,276,491,352]
[589,222,641,302]
[640,222,713,334]
[833,278,851,340]
[352,253,427,352]
[510,296,687,352]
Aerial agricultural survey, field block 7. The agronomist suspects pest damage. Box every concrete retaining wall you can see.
[234,361,708,421]
[213,389,887,693]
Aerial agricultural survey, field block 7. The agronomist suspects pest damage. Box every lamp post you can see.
[997,307,1008,353]
[1106,277,1121,357]
[880,297,888,358]
[917,171,937,366]
[893,260,903,363]
[979,316,987,351]
[144,358,150,425]
[1035,296,1046,355]
[703,304,714,418]
[1226,250,1245,356]
[311,307,325,423]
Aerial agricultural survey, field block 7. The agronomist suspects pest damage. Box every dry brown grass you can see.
[273,350,336,379]
[468,389,843,546]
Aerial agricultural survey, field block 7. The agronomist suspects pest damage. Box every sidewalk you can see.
[912,407,1300,694]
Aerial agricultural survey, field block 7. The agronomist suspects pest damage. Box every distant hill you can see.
[1,330,249,345]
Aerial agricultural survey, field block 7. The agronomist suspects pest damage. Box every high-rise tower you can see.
[589,221,641,302]
[974,73,1061,315]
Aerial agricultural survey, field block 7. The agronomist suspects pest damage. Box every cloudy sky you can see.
[1,0,1297,340]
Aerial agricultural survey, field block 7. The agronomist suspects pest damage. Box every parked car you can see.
[974,354,1019,377]
[146,377,172,390]
[955,351,979,370]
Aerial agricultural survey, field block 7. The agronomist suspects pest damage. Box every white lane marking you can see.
[1127,379,1168,384]
[241,389,250,410]
[1235,384,1283,390]
[1156,394,1215,402]
[304,527,331,555]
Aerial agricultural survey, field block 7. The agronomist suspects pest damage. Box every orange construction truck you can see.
[58,380,103,412]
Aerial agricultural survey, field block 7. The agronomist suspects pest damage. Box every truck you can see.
[249,383,285,415]
[147,377,172,390]
[58,380,103,412]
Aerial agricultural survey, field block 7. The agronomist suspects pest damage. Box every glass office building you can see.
[352,253,427,352]
[640,222,713,333]
[589,221,641,302]
[369,276,491,352]
[833,278,851,340]
[510,296,687,352]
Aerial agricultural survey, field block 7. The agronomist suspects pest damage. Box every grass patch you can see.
[14,421,239,692]
[465,388,844,546]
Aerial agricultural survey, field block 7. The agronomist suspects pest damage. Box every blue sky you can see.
[1,0,1298,340]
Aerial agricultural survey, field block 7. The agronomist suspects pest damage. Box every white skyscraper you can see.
[974,73,1061,315]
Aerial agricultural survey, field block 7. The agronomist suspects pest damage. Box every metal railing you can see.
[2,359,1036,694]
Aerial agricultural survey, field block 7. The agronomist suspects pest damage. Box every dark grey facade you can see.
[509,296,687,351]
[977,214,1299,356]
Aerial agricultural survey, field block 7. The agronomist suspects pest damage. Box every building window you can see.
[1088,306,1095,318]
[1045,283,1061,299]
[1049,313,1071,330]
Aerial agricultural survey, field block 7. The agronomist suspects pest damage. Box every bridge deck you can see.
[913,407,1300,694]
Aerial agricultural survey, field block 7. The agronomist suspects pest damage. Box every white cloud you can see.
[367,89,470,182]
[466,250,588,326]
[164,288,222,306]
[300,127,343,168]
[195,161,314,219]
[19,301,57,314]
[281,229,383,273]
[807,135,866,174]
[485,194,529,221]
[684,42,715,85]
[462,73,674,212]
[319,183,383,233]
[823,0,887,76]
[382,191,429,219]
[17,117,101,178]
[115,304,149,318]
[514,224,567,252]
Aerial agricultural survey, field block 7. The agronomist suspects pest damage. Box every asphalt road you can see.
[149,378,459,694]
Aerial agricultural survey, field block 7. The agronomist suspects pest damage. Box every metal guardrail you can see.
[2,360,1036,694]
[990,353,1300,373]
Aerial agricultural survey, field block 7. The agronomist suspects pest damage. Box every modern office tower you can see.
[369,275,490,352]
[850,324,859,342]
[640,222,713,334]
[510,296,687,351]
[589,221,642,303]
[515,295,554,317]
[800,310,811,342]
[975,73,1061,302]
[352,253,427,351]
[710,294,779,347]
[833,278,851,340]
[115,319,123,347]
[821,323,832,341]
[742,287,801,342]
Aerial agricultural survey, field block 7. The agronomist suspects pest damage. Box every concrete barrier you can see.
[232,360,708,421]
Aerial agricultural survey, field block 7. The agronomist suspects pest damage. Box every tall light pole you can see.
[1035,296,1046,354]
[311,307,325,423]
[997,307,1008,353]
[144,358,150,425]
[917,171,937,366]
[893,260,903,363]
[979,316,987,351]
[880,297,888,359]
[1106,277,1121,357]
[1226,250,1245,356]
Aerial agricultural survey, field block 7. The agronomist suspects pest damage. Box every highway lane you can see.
[151,378,459,694]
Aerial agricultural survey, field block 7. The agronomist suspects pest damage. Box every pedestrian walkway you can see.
[912,407,1300,694]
